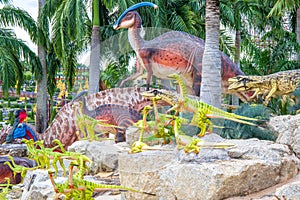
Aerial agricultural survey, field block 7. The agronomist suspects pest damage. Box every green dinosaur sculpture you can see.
[0,178,12,200]
[143,73,261,137]
[48,162,155,200]
[4,156,38,182]
[21,139,92,178]
[74,101,121,141]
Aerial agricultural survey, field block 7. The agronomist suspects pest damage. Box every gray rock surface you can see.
[275,181,300,200]
[268,114,300,158]
[68,140,123,174]
[0,143,28,157]
[119,135,299,200]
[21,169,60,200]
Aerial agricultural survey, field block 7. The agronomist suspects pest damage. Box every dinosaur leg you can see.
[264,80,277,104]
[119,59,144,87]
[192,69,202,96]
[115,129,126,143]
[146,68,153,91]
[250,89,261,99]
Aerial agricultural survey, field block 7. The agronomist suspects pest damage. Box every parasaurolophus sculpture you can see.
[113,2,248,101]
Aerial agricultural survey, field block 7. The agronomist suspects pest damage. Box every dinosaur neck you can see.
[127,15,145,51]
[81,98,96,118]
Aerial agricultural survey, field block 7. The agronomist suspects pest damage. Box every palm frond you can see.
[0,6,38,43]
[268,0,299,17]
[0,29,42,81]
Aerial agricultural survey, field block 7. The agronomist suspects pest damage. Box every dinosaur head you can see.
[113,2,158,30]
[167,73,181,80]
[142,89,178,106]
[228,75,262,92]
[14,109,27,123]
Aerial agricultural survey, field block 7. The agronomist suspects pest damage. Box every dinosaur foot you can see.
[115,132,126,143]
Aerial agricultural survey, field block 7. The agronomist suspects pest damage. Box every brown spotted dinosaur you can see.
[113,2,248,101]
[0,87,157,150]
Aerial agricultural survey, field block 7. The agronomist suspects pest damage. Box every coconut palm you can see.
[200,0,222,107]
[0,2,42,96]
[35,0,49,132]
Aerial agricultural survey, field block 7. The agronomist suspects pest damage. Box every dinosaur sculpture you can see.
[6,109,37,143]
[228,69,300,105]
[48,161,155,200]
[132,95,235,154]
[113,2,247,100]
[0,87,156,149]
[77,98,142,142]
[142,73,260,137]
[0,156,36,184]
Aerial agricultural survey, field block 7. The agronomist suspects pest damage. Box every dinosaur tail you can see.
[208,105,259,122]
[206,114,258,127]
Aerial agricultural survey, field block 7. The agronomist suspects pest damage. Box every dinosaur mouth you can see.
[113,24,120,30]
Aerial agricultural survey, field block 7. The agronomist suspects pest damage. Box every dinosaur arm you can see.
[250,88,263,99]
[265,80,278,103]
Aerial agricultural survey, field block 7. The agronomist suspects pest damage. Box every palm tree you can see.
[200,0,222,108]
[0,2,42,96]
[35,0,49,133]
[267,0,300,60]
[88,0,100,94]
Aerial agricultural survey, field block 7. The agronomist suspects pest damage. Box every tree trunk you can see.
[297,7,300,60]
[232,29,241,106]
[88,0,101,95]
[200,0,221,108]
[234,30,241,68]
[36,0,48,133]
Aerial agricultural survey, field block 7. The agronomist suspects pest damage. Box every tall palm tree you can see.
[35,0,49,133]
[0,2,42,96]
[88,0,100,94]
[200,0,222,107]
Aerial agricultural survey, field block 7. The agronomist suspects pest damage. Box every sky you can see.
[13,0,38,52]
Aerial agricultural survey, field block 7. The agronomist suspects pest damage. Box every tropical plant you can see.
[0,4,42,96]
[221,103,275,140]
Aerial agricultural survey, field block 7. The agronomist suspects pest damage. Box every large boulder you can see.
[119,135,299,200]
[68,140,124,174]
[268,114,300,158]
[275,181,300,200]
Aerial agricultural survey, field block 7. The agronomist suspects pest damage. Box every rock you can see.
[68,140,123,174]
[125,126,163,147]
[119,150,174,200]
[0,143,28,157]
[21,169,59,200]
[118,137,299,200]
[275,181,300,200]
[268,114,300,158]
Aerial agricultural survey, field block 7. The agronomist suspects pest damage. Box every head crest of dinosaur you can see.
[113,2,158,30]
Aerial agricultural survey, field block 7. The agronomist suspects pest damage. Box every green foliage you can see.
[221,104,275,141]
[8,110,14,126]
[100,54,130,88]
[288,84,300,114]
[0,5,42,96]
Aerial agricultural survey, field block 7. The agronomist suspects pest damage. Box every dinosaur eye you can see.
[152,90,158,95]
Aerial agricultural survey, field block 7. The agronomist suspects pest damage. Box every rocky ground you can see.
[2,113,300,200]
